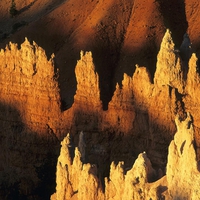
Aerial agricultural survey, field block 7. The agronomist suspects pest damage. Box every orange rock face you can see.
[0,38,61,133]
[167,113,200,200]
[1,27,200,199]
[52,112,200,200]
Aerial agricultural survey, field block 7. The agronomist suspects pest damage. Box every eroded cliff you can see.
[52,112,200,200]
[51,29,200,199]
[0,39,63,199]
[0,28,200,199]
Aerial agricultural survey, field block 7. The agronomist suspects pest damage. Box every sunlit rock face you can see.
[51,134,162,200]
[167,113,200,200]
[74,51,101,109]
[0,38,61,133]
[52,113,200,200]
[1,28,200,198]
[0,39,63,198]
[70,51,103,133]
[154,29,185,93]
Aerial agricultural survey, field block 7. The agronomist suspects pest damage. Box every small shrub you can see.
[9,0,18,17]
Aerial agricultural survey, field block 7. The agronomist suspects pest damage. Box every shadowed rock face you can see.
[1,28,200,198]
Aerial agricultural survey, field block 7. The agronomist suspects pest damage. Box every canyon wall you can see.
[51,29,200,199]
[1,28,200,198]
[0,39,64,199]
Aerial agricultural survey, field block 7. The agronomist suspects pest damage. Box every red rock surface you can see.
[51,112,200,200]
[1,0,200,199]
[1,0,200,107]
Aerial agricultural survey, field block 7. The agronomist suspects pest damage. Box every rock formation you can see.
[52,112,200,200]
[51,134,161,200]
[1,28,200,198]
[154,29,184,93]
[167,113,200,200]
[0,38,63,199]
[0,38,62,134]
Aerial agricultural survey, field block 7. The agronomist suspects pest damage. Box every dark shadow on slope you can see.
[157,0,188,47]
[0,0,67,43]
[0,102,60,199]
[17,0,38,15]
[114,40,159,87]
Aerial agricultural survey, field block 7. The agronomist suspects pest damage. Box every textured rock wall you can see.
[52,112,200,200]
[51,134,163,200]
[1,28,200,198]
[0,38,63,198]
[167,113,200,200]
[0,38,62,134]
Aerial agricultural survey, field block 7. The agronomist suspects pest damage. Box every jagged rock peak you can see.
[186,53,200,90]
[122,152,157,200]
[74,51,102,108]
[159,29,175,52]
[52,135,160,200]
[167,112,200,199]
[51,134,103,200]
[109,73,134,107]
[0,38,55,78]
[154,29,184,93]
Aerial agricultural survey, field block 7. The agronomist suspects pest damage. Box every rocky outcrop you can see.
[105,73,135,133]
[1,28,200,198]
[70,51,103,133]
[0,38,63,199]
[51,133,103,200]
[166,113,200,200]
[51,134,163,200]
[0,38,61,134]
[52,112,200,200]
[105,153,158,200]
[74,51,101,109]
[154,29,185,93]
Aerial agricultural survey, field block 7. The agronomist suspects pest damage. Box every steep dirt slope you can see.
[185,0,200,54]
[0,0,66,34]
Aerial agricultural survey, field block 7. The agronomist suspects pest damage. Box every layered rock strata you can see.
[52,112,200,199]
[1,29,200,198]
[167,113,200,199]
[0,39,63,198]
[51,133,161,200]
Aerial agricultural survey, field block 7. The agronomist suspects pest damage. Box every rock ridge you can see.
[1,29,200,198]
[52,112,200,199]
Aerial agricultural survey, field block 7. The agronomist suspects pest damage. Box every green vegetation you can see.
[9,0,18,17]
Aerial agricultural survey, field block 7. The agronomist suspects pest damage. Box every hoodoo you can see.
[1,0,200,198]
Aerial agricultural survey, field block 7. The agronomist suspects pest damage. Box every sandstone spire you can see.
[154,29,184,93]
[74,51,102,109]
[106,73,135,133]
[166,113,200,199]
